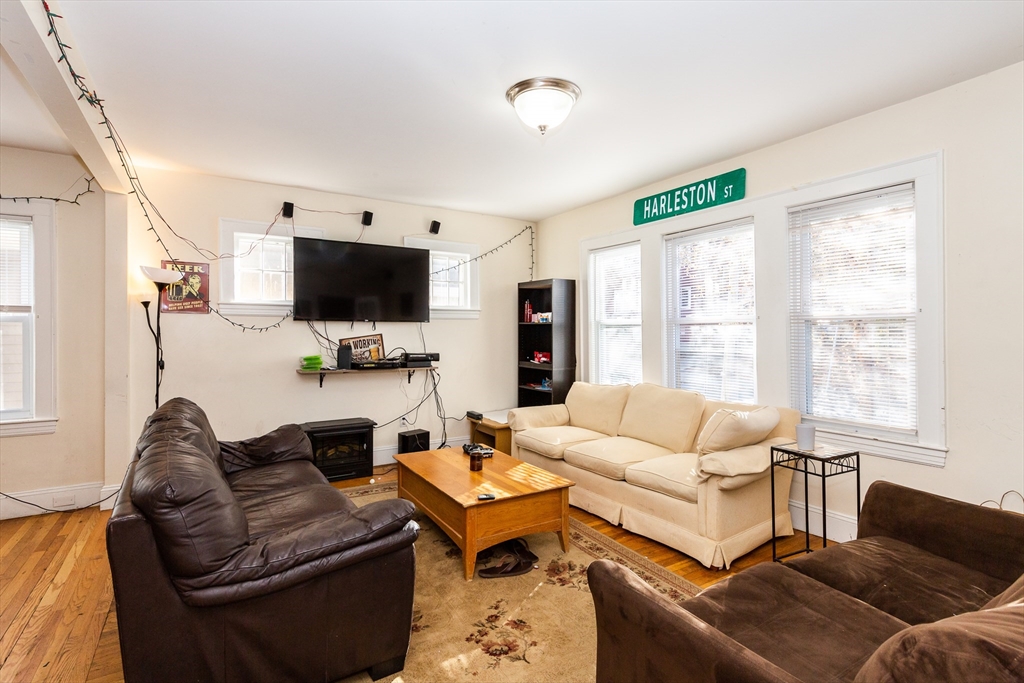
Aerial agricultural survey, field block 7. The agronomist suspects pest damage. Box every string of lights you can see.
[41,1,286,332]
[0,175,96,205]
[428,224,535,280]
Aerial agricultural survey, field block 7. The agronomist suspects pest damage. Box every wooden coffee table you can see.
[394,448,574,580]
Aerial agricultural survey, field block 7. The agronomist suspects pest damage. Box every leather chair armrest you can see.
[587,560,801,683]
[174,499,417,605]
[507,404,570,432]
[219,423,313,474]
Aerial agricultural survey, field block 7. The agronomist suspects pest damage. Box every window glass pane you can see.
[263,240,286,271]
[262,271,286,301]
[449,283,461,306]
[237,237,261,269]
[0,217,33,307]
[286,272,293,301]
[666,221,755,402]
[590,243,642,385]
[431,282,448,306]
[286,243,293,271]
[428,250,471,309]
[0,318,26,411]
[239,270,262,300]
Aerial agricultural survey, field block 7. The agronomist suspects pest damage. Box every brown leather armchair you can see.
[107,398,418,683]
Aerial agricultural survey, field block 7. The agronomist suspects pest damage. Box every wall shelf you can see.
[297,365,436,387]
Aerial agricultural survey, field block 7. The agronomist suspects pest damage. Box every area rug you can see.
[341,482,699,683]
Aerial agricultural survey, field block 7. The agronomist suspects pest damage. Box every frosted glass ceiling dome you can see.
[505,78,581,136]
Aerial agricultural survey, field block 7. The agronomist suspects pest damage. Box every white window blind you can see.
[789,183,917,433]
[590,243,642,385]
[0,216,35,417]
[665,220,755,402]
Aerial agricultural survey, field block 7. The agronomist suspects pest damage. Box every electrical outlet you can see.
[401,417,411,428]
[53,493,75,509]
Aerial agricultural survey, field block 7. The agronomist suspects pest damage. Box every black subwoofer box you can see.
[398,429,430,453]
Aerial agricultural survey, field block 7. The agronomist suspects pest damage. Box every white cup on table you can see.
[795,424,816,451]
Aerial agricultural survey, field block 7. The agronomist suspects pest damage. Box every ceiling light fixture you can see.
[505,77,581,136]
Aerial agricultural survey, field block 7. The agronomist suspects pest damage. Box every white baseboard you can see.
[99,484,122,510]
[788,499,858,543]
[373,435,470,466]
[0,481,105,520]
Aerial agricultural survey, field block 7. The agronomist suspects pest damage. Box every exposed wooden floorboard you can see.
[1,464,822,682]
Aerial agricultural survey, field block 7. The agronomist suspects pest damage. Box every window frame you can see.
[0,199,57,436]
[579,153,945,466]
[589,241,643,386]
[218,218,323,316]
[404,237,480,319]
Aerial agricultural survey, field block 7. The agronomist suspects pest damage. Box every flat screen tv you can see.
[293,237,430,322]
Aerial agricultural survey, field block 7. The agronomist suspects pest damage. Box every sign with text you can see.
[160,260,210,313]
[633,168,746,226]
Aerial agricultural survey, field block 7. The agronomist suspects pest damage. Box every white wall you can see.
[126,169,532,458]
[537,63,1024,518]
[0,146,107,506]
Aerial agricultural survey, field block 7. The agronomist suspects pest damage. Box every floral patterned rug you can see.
[340,482,699,683]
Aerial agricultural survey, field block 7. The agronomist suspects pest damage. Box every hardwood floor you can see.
[1,465,822,682]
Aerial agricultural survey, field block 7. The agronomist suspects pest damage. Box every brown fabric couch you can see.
[106,397,419,683]
[588,481,1024,683]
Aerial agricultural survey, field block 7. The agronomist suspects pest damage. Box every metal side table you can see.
[771,442,860,562]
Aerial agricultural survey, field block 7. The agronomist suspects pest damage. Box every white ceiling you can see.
[2,1,1022,220]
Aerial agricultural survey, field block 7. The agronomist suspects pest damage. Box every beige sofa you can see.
[508,382,799,569]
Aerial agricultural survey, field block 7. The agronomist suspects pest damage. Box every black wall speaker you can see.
[429,220,441,234]
[361,211,373,226]
[398,429,430,454]
[336,344,352,369]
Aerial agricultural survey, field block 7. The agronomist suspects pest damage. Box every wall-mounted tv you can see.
[293,237,430,322]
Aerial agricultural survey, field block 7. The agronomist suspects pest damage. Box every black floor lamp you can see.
[140,265,183,411]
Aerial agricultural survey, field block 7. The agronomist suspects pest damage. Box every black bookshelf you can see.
[518,279,576,407]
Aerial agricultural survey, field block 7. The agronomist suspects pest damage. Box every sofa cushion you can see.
[698,436,792,478]
[696,405,780,456]
[853,602,1024,683]
[624,453,701,502]
[515,425,608,460]
[785,535,1010,625]
[132,440,250,577]
[563,437,672,481]
[683,561,908,683]
[565,382,631,436]
[984,572,1024,609]
[136,417,224,470]
[617,383,705,453]
[143,397,222,469]
[231,465,358,540]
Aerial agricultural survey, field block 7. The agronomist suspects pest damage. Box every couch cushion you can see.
[143,397,222,469]
[233,475,358,540]
[624,453,701,502]
[984,572,1024,609]
[698,436,792,478]
[683,561,908,683]
[132,440,250,577]
[617,383,705,453]
[515,425,608,460]
[563,437,672,481]
[565,382,631,436]
[853,602,1024,683]
[696,405,780,456]
[227,459,331,499]
[785,535,1010,625]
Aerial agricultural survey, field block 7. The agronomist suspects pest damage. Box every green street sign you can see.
[633,168,746,226]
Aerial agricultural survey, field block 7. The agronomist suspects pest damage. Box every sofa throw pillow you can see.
[696,406,780,456]
[853,602,1024,683]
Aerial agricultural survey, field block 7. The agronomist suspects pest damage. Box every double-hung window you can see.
[665,219,756,402]
[788,183,917,435]
[1,200,56,433]
[218,218,323,316]
[404,237,480,318]
[589,243,642,385]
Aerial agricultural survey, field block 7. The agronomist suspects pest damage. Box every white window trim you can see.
[404,236,480,319]
[579,153,945,467]
[218,218,324,316]
[1,199,57,434]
